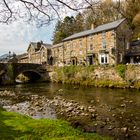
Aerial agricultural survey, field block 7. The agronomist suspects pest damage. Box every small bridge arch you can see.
[0,63,50,84]
[16,70,42,82]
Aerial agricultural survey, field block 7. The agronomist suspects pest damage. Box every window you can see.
[102,32,106,48]
[89,36,93,41]
[54,50,55,55]
[43,52,45,57]
[126,42,129,50]
[88,35,93,51]
[89,44,93,51]
[79,40,82,48]
[119,53,123,63]
[99,53,108,64]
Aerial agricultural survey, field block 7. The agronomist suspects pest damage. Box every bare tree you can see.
[0,0,99,26]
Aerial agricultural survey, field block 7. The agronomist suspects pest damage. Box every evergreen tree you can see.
[53,15,84,44]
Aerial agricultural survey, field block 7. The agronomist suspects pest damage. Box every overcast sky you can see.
[0,21,55,56]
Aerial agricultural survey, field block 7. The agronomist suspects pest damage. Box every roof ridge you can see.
[63,18,125,41]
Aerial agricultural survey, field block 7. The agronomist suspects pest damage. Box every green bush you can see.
[63,66,81,78]
[115,64,126,79]
[7,64,14,80]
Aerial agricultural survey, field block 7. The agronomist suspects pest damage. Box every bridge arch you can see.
[15,70,43,82]
[0,63,49,85]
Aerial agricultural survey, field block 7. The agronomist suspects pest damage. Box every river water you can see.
[0,82,140,139]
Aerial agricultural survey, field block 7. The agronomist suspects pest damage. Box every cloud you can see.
[0,21,54,56]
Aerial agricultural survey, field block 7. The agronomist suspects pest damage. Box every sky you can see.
[0,0,96,56]
[0,21,55,56]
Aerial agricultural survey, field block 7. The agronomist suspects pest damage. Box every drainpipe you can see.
[114,30,117,65]
[86,36,88,65]
[62,42,64,65]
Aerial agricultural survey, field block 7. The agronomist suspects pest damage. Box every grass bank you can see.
[0,107,111,140]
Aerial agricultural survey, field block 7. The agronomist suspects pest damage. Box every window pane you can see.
[101,57,104,63]
[105,56,107,63]
[90,44,93,50]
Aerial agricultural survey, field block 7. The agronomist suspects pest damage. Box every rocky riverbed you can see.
[0,90,139,140]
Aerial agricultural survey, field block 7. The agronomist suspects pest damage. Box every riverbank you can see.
[0,91,111,140]
[50,65,140,89]
[0,89,139,140]
[0,108,111,140]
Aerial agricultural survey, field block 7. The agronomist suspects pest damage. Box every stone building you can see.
[17,53,28,63]
[126,39,140,64]
[51,43,64,66]
[62,19,131,65]
[17,19,132,66]
[27,41,52,64]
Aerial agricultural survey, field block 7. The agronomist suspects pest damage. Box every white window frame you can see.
[99,53,109,64]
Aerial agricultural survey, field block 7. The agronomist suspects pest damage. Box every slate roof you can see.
[27,42,52,52]
[52,43,63,48]
[0,54,9,59]
[30,42,52,48]
[63,19,125,41]
[42,43,52,48]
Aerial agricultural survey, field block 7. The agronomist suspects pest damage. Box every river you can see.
[0,82,140,140]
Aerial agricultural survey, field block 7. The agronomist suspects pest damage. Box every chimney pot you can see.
[91,24,94,29]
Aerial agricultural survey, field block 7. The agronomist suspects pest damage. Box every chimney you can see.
[40,40,43,44]
[37,42,41,49]
[91,24,95,30]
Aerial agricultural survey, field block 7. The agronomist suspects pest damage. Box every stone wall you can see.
[51,43,64,66]
[49,65,140,89]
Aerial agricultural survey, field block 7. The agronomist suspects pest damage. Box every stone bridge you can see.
[0,63,51,85]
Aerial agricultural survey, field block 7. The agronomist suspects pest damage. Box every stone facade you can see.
[17,53,28,63]
[126,39,140,64]
[27,41,52,64]
[51,43,64,66]
[61,19,132,66]
[18,19,132,66]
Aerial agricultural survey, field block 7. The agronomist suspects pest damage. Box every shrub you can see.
[115,64,126,79]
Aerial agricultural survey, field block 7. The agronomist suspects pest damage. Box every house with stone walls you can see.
[27,41,52,64]
[126,39,140,64]
[17,19,132,66]
[17,53,28,63]
[62,19,132,65]
[51,43,64,66]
